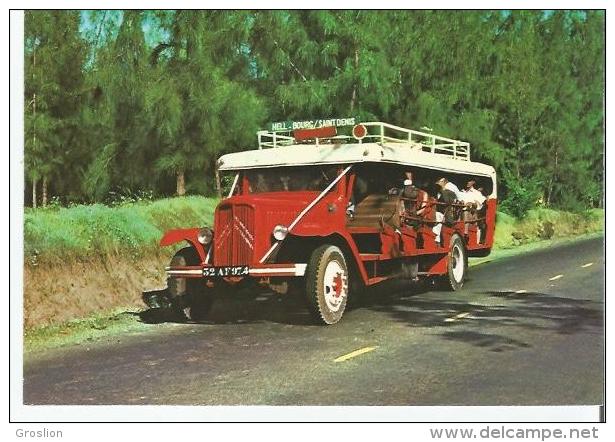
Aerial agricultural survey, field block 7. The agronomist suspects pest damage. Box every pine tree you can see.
[22,10,604,211]
[148,11,265,197]
[25,11,87,206]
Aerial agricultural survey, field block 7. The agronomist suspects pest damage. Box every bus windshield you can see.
[246,165,341,193]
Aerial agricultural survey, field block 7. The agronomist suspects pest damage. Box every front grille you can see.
[214,204,255,266]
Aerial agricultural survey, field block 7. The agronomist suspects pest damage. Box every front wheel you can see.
[445,234,467,291]
[305,245,349,325]
[167,247,215,322]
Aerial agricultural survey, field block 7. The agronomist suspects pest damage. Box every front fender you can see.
[160,228,207,262]
[284,229,369,285]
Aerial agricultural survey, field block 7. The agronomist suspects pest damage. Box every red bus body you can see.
[161,169,497,286]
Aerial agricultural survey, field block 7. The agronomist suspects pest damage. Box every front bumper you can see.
[165,263,307,278]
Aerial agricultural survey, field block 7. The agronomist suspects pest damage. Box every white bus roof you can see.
[217,122,497,197]
[218,142,497,196]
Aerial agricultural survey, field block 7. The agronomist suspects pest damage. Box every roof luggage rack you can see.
[257,121,471,161]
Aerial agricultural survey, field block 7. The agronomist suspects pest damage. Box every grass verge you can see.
[24,308,153,353]
[25,196,218,266]
[493,207,603,250]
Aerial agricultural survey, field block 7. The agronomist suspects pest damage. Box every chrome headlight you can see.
[273,225,289,241]
[197,227,213,245]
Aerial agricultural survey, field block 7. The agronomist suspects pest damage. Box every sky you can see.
[79,10,170,48]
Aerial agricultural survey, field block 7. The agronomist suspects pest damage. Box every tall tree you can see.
[25,11,87,206]
[148,11,264,197]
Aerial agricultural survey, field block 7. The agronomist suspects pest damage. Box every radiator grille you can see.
[214,204,254,266]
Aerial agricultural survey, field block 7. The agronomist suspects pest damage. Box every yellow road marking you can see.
[549,274,564,281]
[581,262,594,268]
[334,346,377,362]
[444,312,472,323]
[515,289,528,294]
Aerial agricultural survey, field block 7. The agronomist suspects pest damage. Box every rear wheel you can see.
[305,245,349,325]
[167,247,214,321]
[444,234,467,290]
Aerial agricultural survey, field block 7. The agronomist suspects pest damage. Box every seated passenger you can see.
[460,179,487,234]
[418,180,437,223]
[435,177,461,224]
[436,177,463,200]
[398,172,429,227]
[461,179,486,210]
[279,174,291,191]
[418,183,441,243]
[252,173,268,193]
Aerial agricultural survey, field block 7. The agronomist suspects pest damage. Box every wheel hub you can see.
[332,272,343,297]
[452,244,464,283]
[323,259,347,312]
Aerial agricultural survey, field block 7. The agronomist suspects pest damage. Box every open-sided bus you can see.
[152,121,497,324]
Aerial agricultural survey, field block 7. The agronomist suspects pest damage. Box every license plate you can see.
[203,266,250,277]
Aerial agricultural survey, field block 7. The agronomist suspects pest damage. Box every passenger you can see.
[398,172,429,280]
[418,179,437,223]
[423,182,443,243]
[397,172,429,227]
[279,174,291,191]
[252,173,268,193]
[460,179,487,234]
[436,177,463,200]
[435,177,460,224]
[477,186,489,198]
[389,171,429,227]
[461,180,486,210]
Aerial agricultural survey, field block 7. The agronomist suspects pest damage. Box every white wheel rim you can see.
[322,259,347,312]
[451,243,464,283]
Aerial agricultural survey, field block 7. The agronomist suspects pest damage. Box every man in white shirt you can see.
[435,177,463,227]
[460,179,486,210]
[436,177,463,200]
[460,179,487,237]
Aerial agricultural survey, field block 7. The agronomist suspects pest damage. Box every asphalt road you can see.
[23,236,604,406]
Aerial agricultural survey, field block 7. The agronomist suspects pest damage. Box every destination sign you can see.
[269,117,359,132]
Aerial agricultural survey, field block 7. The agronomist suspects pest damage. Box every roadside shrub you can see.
[493,211,516,249]
[499,178,542,219]
[494,207,604,249]
[537,220,555,240]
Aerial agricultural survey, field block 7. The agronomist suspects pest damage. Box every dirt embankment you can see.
[24,253,171,329]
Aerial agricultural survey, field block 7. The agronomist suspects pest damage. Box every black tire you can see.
[345,272,367,309]
[305,244,349,325]
[444,234,467,291]
[167,247,214,322]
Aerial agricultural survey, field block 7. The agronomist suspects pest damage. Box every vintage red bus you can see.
[153,121,497,324]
